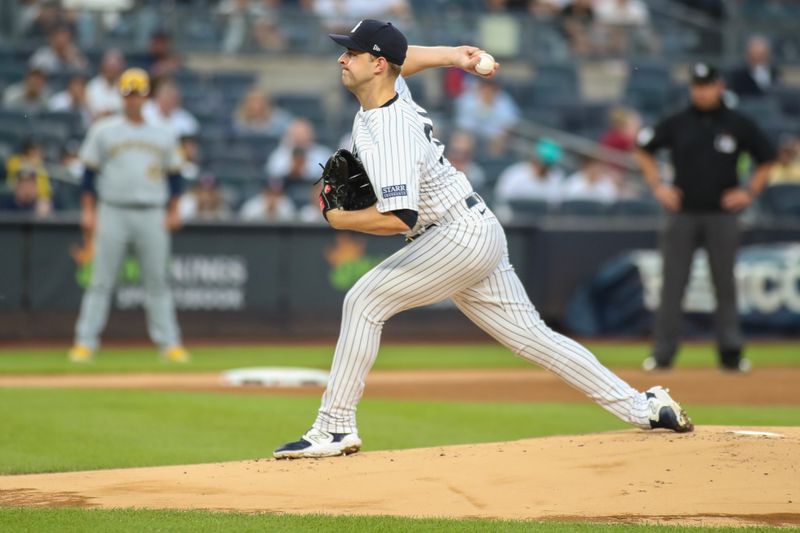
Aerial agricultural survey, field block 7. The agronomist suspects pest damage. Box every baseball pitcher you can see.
[274,20,693,459]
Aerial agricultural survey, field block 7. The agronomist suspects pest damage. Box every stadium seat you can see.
[508,199,550,220]
[284,179,312,207]
[37,111,84,136]
[534,63,578,91]
[738,95,783,115]
[51,180,82,211]
[556,102,611,137]
[475,156,516,184]
[210,71,257,94]
[772,87,800,117]
[209,161,264,183]
[610,198,661,217]
[206,143,255,164]
[627,61,671,88]
[228,134,280,165]
[759,184,800,218]
[625,83,673,115]
[273,94,326,124]
[557,199,610,216]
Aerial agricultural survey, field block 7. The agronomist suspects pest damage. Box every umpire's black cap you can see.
[690,62,721,85]
[329,19,407,66]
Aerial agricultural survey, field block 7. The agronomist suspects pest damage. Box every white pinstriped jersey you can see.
[350,76,473,236]
[311,75,655,441]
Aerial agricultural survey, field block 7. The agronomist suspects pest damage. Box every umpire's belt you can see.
[406,193,483,242]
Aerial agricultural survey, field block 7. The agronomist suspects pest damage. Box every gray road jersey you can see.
[80,115,182,206]
[350,76,473,236]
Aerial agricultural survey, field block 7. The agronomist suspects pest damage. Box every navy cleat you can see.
[273,427,362,459]
[646,386,694,433]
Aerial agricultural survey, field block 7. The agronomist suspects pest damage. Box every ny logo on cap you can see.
[351,20,363,33]
[373,44,381,52]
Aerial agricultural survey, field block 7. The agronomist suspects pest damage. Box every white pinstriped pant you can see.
[314,200,651,434]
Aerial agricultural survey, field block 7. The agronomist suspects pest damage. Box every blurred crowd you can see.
[1,0,799,222]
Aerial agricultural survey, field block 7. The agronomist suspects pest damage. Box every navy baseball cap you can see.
[690,62,721,85]
[329,19,408,66]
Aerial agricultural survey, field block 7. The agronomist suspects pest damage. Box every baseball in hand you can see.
[475,53,495,75]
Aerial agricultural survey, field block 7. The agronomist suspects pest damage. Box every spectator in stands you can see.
[600,106,641,154]
[0,166,51,217]
[494,138,566,204]
[28,23,88,75]
[298,181,326,223]
[562,157,620,203]
[18,0,75,40]
[218,0,288,53]
[446,131,486,188]
[232,88,293,137]
[454,77,520,156]
[86,49,125,120]
[251,0,290,52]
[594,0,659,55]
[179,135,201,182]
[218,0,253,53]
[530,0,568,19]
[671,0,725,20]
[728,36,781,98]
[5,138,52,204]
[50,139,84,184]
[142,81,199,137]
[2,67,51,114]
[599,106,641,185]
[313,0,412,33]
[281,146,311,182]
[179,172,231,222]
[266,118,331,182]
[559,0,598,56]
[48,74,91,129]
[239,178,297,221]
[768,137,800,185]
[143,30,183,81]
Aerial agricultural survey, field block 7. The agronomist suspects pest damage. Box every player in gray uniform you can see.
[68,68,189,363]
[275,21,693,459]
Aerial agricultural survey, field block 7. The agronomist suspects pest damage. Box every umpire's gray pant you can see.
[652,212,742,366]
[75,203,182,351]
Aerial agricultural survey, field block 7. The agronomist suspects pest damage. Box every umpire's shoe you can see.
[646,386,694,433]
[274,427,361,459]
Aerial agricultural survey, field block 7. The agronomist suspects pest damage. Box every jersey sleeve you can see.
[79,123,102,169]
[359,116,420,213]
[637,116,673,154]
[165,133,183,173]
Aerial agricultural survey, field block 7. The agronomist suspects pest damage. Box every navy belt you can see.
[406,193,482,242]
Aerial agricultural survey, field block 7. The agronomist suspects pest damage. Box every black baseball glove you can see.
[317,149,377,219]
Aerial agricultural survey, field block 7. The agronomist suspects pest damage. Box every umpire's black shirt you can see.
[638,103,776,212]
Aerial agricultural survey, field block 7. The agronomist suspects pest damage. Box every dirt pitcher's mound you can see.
[1,426,798,527]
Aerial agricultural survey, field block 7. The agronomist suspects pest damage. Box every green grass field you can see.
[1,508,788,533]
[0,341,798,374]
[1,341,798,532]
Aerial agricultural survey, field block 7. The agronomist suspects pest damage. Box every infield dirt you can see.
[1,426,798,527]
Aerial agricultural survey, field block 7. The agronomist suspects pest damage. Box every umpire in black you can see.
[635,62,776,372]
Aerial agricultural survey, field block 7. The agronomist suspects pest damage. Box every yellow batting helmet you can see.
[118,68,150,96]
